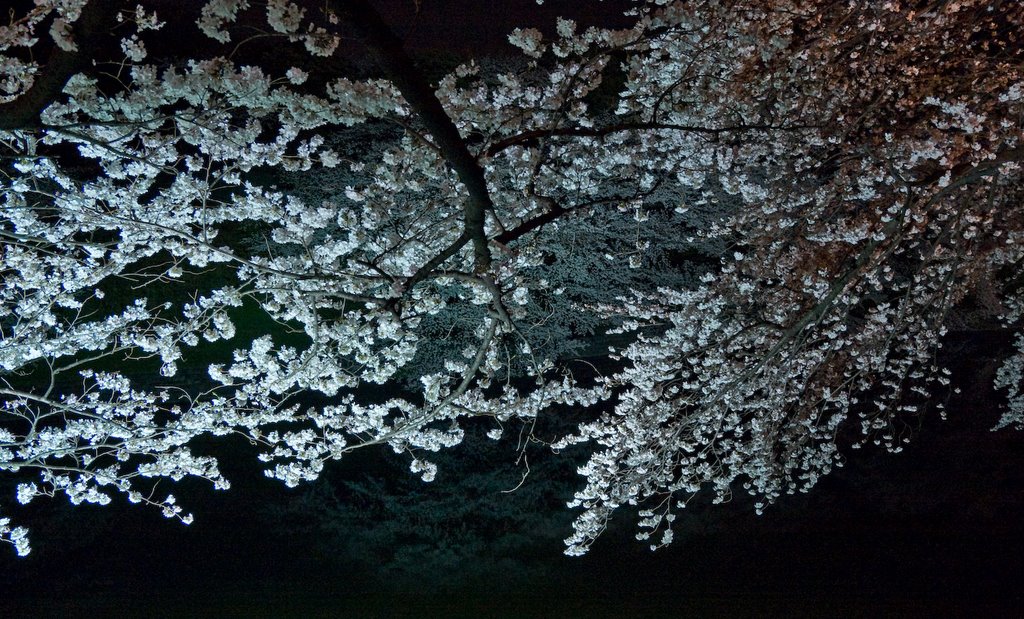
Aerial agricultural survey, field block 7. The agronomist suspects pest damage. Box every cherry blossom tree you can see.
[0,0,1021,558]
[549,0,1024,554]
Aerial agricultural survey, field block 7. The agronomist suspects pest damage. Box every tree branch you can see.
[483,122,816,158]
[0,0,112,130]
[335,0,493,273]
[494,194,568,246]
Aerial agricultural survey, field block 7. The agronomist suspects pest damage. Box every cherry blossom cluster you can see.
[543,0,1023,554]
[0,0,1021,558]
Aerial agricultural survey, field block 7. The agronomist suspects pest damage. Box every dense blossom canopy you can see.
[0,0,1021,557]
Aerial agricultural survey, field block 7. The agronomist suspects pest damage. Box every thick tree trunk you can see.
[336,0,494,274]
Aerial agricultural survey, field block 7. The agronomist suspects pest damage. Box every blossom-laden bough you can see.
[0,0,1021,557]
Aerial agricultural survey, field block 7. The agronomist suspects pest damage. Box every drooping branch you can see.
[0,1,112,130]
[335,0,493,273]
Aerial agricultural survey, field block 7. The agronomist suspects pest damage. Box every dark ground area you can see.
[0,331,1022,618]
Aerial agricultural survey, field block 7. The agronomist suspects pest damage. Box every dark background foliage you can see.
[1,333,1022,617]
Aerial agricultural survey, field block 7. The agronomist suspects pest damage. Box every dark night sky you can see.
[369,0,637,53]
